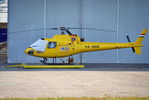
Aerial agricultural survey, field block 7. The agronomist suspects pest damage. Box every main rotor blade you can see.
[67,27,116,32]
[9,28,58,34]
[64,29,72,35]
[46,28,58,30]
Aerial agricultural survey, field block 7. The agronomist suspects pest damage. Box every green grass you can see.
[0,97,149,100]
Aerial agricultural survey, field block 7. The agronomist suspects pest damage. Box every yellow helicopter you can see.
[25,27,148,64]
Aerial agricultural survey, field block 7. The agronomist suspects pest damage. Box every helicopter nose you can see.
[25,47,34,55]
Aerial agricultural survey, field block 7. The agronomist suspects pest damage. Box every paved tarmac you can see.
[0,63,149,98]
[0,63,149,71]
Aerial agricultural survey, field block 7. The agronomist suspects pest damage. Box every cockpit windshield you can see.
[29,39,48,52]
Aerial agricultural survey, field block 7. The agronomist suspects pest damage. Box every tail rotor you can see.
[126,34,135,53]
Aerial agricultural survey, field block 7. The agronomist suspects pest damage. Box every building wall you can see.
[8,0,149,63]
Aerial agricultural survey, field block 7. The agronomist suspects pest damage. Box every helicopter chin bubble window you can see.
[48,42,57,48]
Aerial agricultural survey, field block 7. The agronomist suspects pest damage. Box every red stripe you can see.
[140,33,146,35]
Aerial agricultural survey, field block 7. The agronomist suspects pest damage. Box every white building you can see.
[0,0,7,22]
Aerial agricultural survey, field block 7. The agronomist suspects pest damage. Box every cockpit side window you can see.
[48,42,57,48]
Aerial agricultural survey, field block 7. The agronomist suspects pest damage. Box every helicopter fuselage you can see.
[25,31,146,58]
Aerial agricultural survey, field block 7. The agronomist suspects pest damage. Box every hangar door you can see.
[82,0,117,63]
[8,0,149,63]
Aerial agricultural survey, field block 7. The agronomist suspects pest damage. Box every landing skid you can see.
[40,58,48,64]
[40,56,74,65]
[2,63,84,68]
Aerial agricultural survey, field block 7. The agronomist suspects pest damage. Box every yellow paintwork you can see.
[23,65,84,68]
[3,64,84,68]
[25,29,148,58]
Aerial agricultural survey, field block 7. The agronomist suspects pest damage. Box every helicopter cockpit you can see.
[25,38,58,56]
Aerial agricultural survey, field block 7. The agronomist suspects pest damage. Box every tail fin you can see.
[134,29,148,55]
[135,29,148,44]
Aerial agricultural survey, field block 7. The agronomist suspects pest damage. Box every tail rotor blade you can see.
[132,47,135,53]
[126,34,131,42]
[126,34,135,53]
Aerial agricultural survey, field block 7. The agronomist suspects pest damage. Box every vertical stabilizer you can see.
[135,29,148,44]
[134,29,148,55]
